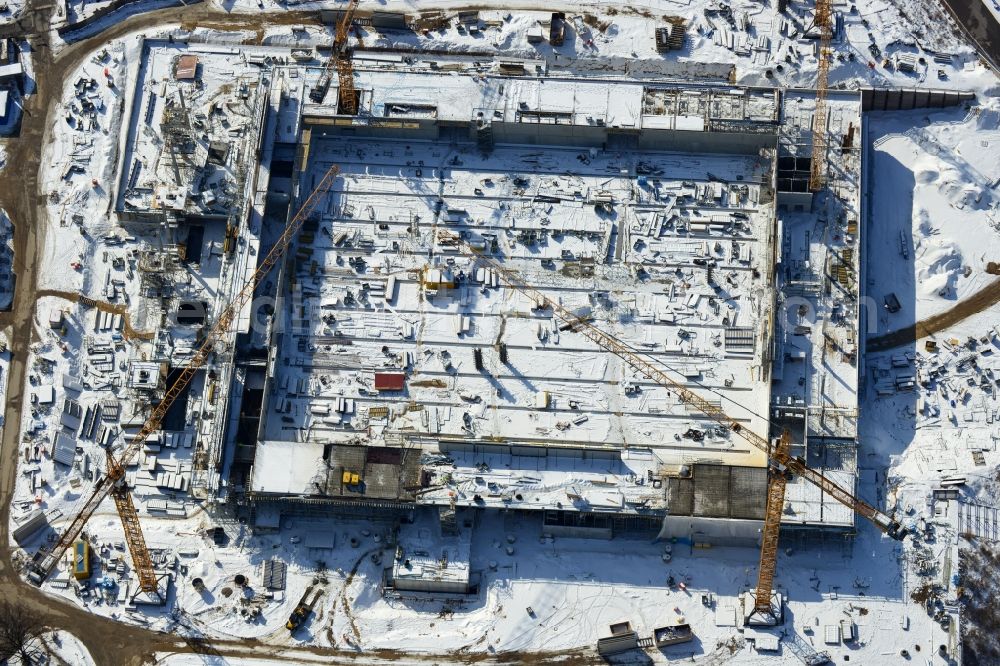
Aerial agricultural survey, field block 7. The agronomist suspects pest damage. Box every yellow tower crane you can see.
[809,0,833,192]
[32,164,343,594]
[458,239,905,624]
[308,0,360,114]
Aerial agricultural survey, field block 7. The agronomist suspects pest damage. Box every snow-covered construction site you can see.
[2,1,1000,665]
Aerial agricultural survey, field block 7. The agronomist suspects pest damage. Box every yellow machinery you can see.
[308,0,360,113]
[71,540,90,580]
[459,239,905,624]
[809,0,832,192]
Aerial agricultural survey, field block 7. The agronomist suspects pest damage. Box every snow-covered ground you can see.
[868,100,1000,330]
[861,73,1000,664]
[0,0,25,24]
[48,0,1000,97]
[41,630,97,666]
[26,507,954,665]
[39,36,135,293]
[192,0,1000,95]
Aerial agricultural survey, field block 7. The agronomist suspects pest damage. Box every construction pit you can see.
[11,36,881,653]
[253,137,778,458]
[234,51,865,551]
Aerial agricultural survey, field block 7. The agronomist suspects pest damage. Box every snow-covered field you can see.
[0,0,25,23]
[39,36,135,293]
[868,101,1000,330]
[864,98,1000,501]
[861,75,1000,664]
[29,507,954,665]
[43,630,96,666]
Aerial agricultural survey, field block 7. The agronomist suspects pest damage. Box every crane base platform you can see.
[129,573,171,606]
[740,591,784,627]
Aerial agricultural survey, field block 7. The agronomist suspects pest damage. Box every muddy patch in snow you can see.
[960,540,1000,665]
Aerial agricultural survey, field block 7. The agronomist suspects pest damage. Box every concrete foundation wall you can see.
[320,9,409,30]
[439,440,620,461]
[861,87,975,112]
[305,117,441,142]
[660,515,763,547]
[550,54,735,83]
[638,130,776,155]
[392,578,471,594]
[544,524,613,540]
[777,191,814,211]
[305,115,775,155]
[495,122,775,154]
[489,122,610,148]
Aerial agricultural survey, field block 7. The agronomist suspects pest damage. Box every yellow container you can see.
[72,540,90,580]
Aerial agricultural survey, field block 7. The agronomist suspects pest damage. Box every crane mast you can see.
[309,0,359,113]
[33,164,343,591]
[749,430,791,622]
[460,241,903,621]
[336,0,360,114]
[809,0,832,192]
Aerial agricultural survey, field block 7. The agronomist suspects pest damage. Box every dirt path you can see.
[39,288,156,339]
[866,278,1000,352]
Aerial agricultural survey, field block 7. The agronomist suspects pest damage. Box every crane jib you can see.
[469,244,902,539]
[33,165,343,590]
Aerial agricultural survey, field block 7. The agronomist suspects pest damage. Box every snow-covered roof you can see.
[250,440,326,495]
[418,446,667,514]
[303,65,778,131]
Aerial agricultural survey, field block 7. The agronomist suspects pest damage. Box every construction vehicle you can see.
[286,584,325,632]
[30,164,344,594]
[309,0,359,113]
[458,239,905,624]
[286,605,309,631]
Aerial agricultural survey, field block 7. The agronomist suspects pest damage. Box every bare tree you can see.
[0,599,45,665]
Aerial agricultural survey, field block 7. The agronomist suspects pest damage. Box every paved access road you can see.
[939,0,1000,74]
